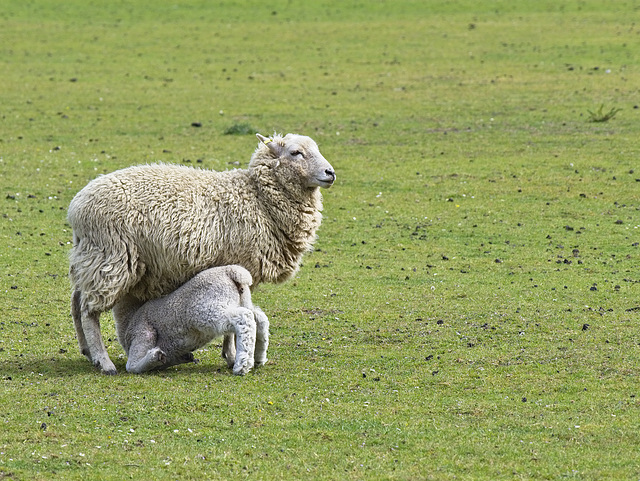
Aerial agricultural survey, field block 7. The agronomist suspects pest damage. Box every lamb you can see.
[68,133,335,374]
[113,265,269,375]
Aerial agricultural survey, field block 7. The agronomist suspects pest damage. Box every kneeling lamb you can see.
[112,265,269,375]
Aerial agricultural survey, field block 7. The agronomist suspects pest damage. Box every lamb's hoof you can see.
[152,348,167,364]
[180,352,196,363]
[254,358,268,368]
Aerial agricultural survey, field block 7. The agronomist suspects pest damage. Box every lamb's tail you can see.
[226,265,253,308]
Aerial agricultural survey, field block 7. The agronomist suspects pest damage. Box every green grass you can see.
[1,0,639,479]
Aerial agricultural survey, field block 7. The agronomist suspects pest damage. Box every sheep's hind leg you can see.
[80,307,118,375]
[230,309,257,376]
[71,289,90,360]
[222,333,236,369]
[70,235,144,375]
[253,306,269,367]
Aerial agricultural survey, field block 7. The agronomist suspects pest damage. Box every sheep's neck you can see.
[250,173,323,266]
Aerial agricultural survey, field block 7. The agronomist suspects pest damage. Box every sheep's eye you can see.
[290,150,303,157]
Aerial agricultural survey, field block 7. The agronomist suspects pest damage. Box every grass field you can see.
[1,1,639,479]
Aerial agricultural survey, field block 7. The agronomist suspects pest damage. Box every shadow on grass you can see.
[0,355,96,379]
[0,353,251,379]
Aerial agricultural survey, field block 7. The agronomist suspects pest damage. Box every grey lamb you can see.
[112,265,269,375]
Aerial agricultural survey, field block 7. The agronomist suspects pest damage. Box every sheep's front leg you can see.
[253,306,269,367]
[125,327,166,374]
[228,309,257,375]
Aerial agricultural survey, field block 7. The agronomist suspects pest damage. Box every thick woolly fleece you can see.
[112,265,269,375]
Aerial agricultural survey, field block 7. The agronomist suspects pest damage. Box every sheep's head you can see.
[252,133,336,190]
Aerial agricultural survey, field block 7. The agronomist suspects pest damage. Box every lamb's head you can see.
[252,133,336,191]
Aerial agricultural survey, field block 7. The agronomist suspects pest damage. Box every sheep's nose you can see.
[325,169,336,181]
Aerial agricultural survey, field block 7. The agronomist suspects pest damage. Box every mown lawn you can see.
[1,1,639,479]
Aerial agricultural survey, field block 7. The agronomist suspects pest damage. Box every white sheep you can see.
[68,133,335,374]
[113,265,269,375]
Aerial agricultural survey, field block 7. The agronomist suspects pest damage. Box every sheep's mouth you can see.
[316,176,335,188]
[316,170,336,188]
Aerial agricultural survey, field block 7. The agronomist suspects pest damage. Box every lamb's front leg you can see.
[253,306,269,367]
[228,308,257,375]
[126,347,167,374]
[125,328,166,374]
[163,351,196,368]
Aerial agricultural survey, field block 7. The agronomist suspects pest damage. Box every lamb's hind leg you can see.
[253,306,269,367]
[229,308,256,375]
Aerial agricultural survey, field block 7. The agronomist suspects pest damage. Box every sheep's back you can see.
[68,164,263,301]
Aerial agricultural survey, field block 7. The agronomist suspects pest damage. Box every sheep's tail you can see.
[226,265,253,308]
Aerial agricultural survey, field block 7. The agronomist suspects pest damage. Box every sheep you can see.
[68,133,335,374]
[112,265,269,375]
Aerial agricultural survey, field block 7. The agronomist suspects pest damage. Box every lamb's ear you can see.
[256,133,282,157]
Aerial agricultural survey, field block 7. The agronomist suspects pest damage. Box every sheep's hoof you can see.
[254,358,268,367]
[98,363,118,375]
[94,358,118,375]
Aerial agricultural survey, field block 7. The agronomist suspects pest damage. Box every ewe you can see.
[68,133,335,374]
[113,265,268,375]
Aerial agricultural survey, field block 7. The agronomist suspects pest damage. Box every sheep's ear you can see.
[256,133,282,157]
[256,133,270,144]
